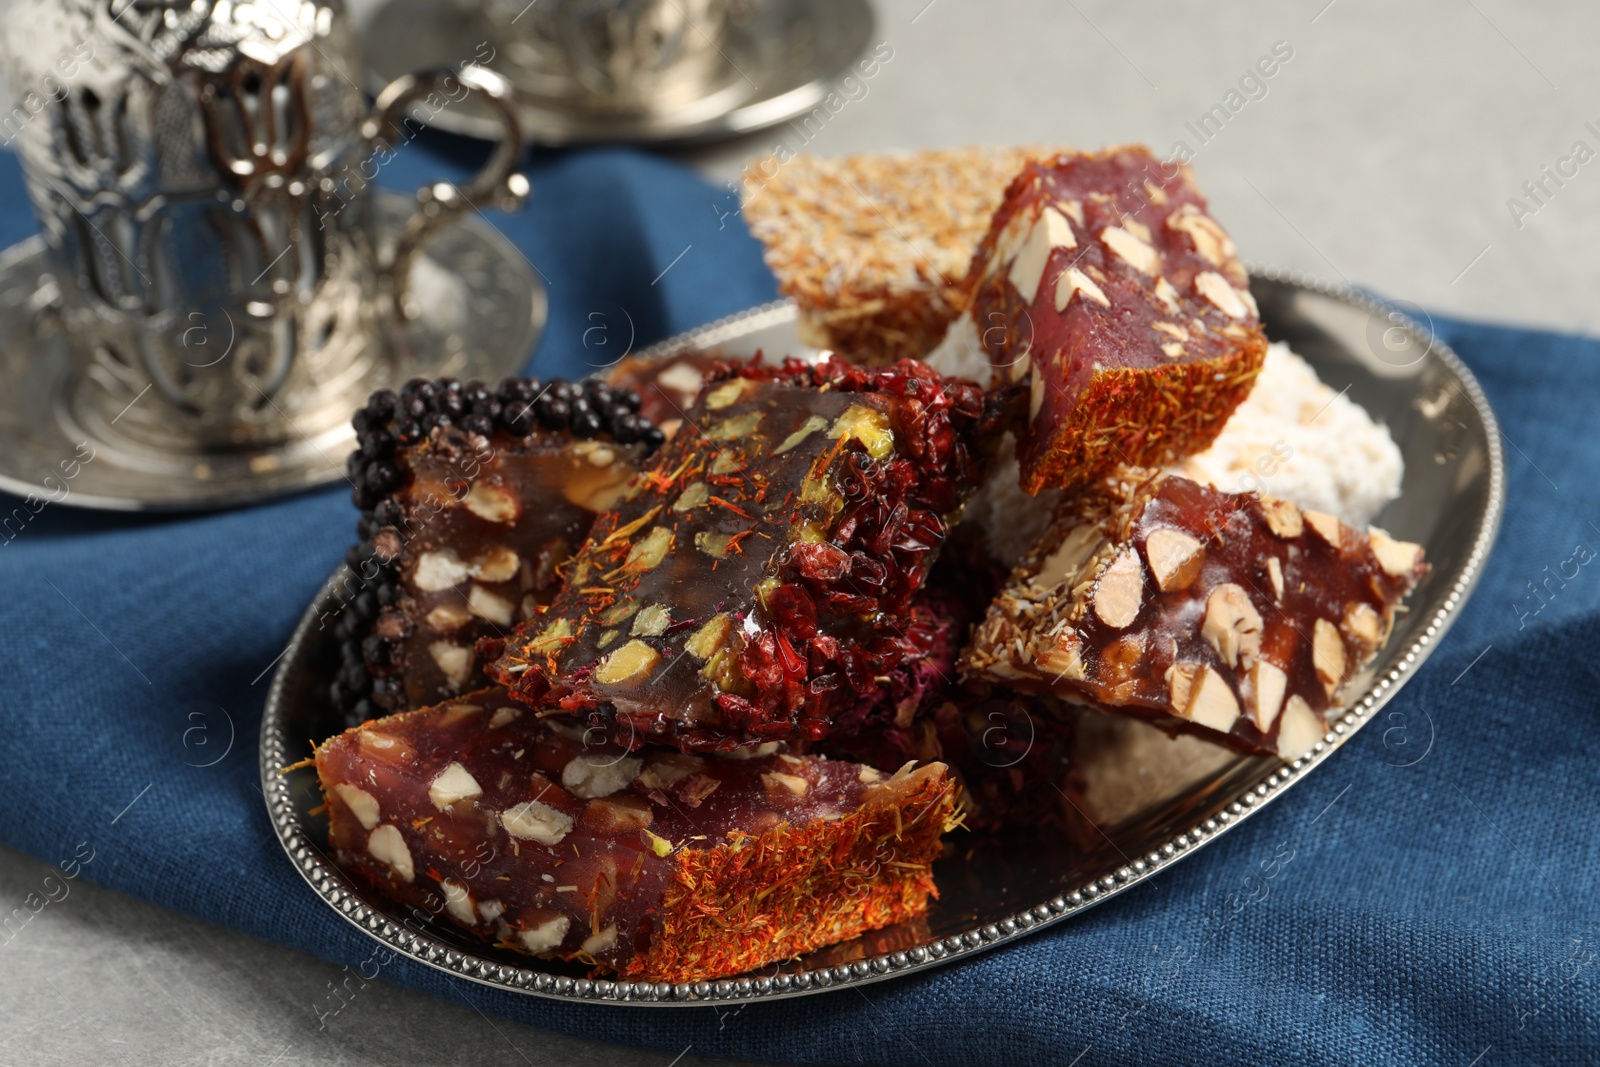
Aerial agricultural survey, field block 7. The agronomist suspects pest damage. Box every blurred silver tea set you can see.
[0,0,873,510]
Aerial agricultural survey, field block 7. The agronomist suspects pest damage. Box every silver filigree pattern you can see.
[1,0,524,455]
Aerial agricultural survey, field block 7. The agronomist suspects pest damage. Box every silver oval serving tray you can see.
[262,270,1503,1005]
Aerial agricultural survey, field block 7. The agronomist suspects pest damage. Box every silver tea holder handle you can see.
[364,64,530,320]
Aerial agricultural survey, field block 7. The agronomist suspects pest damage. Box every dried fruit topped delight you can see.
[961,145,1267,495]
[964,470,1426,760]
[314,688,957,983]
[487,356,1001,752]
[742,146,1063,366]
[332,376,664,725]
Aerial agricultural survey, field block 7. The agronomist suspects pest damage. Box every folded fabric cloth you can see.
[0,140,1596,1067]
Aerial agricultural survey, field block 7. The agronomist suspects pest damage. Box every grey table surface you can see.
[5,0,1598,1064]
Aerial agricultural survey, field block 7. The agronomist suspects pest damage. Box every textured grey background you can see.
[4,0,1598,1063]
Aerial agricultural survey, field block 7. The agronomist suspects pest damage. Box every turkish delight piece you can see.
[963,145,1267,494]
[743,146,1064,365]
[332,377,663,723]
[314,689,957,983]
[488,356,998,751]
[963,471,1426,760]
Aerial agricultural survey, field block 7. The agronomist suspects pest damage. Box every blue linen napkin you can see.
[1,139,1597,1067]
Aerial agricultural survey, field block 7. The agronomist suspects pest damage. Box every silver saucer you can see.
[362,0,876,145]
[262,273,1504,1004]
[0,192,546,512]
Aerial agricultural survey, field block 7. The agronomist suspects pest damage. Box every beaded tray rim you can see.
[261,269,1505,1005]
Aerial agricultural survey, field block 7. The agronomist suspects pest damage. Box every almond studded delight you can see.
[963,471,1426,760]
[332,377,664,725]
[963,145,1268,494]
[314,688,957,983]
[487,356,999,751]
[743,146,1063,365]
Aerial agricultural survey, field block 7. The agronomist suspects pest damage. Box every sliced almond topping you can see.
[1266,557,1285,603]
[1201,583,1265,669]
[1009,206,1077,303]
[414,550,471,592]
[1195,271,1250,319]
[440,880,476,925]
[1345,601,1383,645]
[1035,522,1105,589]
[462,481,519,523]
[489,705,520,728]
[471,546,520,584]
[1178,665,1241,733]
[357,731,411,761]
[1153,276,1181,312]
[428,642,472,690]
[583,795,654,833]
[1275,696,1323,760]
[333,784,380,830]
[519,914,570,953]
[1259,496,1304,539]
[500,799,573,844]
[656,362,704,396]
[1006,349,1033,385]
[1312,618,1347,697]
[1167,204,1236,267]
[1369,529,1423,576]
[639,753,706,790]
[762,771,810,798]
[467,584,515,626]
[366,824,414,882]
[1142,180,1168,206]
[1161,342,1185,358]
[1058,198,1085,226]
[581,925,618,956]
[1100,225,1161,275]
[428,761,483,810]
[1303,509,1345,548]
[1166,661,1198,712]
[561,754,642,799]
[1123,218,1153,244]
[1145,528,1205,592]
[1152,321,1189,341]
[1054,266,1111,313]
[425,604,472,633]
[1092,549,1145,628]
[1246,660,1288,732]
[1029,368,1046,420]
[1035,636,1086,681]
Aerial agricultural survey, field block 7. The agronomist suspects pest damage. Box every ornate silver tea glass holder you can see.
[0,0,546,511]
